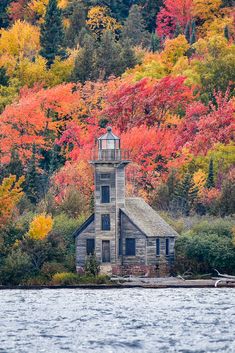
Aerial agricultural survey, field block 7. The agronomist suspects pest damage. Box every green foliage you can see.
[0,249,33,285]
[40,0,65,66]
[51,271,79,285]
[205,159,215,189]
[122,5,150,48]
[0,0,11,28]
[65,0,87,48]
[85,253,100,277]
[173,173,198,216]
[25,145,41,204]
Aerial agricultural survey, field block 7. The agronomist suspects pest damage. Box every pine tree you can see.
[40,0,65,67]
[122,5,150,48]
[0,67,9,86]
[0,0,12,29]
[150,33,160,53]
[174,173,198,216]
[72,34,96,83]
[7,148,23,179]
[190,21,196,45]
[65,0,87,48]
[120,39,137,71]
[174,23,182,38]
[184,21,191,43]
[224,25,230,41]
[206,159,215,189]
[25,145,40,204]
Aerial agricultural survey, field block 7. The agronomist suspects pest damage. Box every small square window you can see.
[101,214,110,231]
[126,238,136,256]
[86,239,95,255]
[101,185,110,203]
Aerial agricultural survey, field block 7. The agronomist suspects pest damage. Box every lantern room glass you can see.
[99,139,120,150]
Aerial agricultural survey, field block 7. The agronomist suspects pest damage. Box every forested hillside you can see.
[0,0,234,284]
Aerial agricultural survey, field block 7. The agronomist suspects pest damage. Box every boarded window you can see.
[166,238,169,256]
[156,239,160,256]
[126,238,136,256]
[86,239,95,255]
[101,214,110,230]
[101,185,110,203]
[100,173,111,180]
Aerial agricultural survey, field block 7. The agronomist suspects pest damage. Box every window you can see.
[101,214,110,230]
[101,185,110,203]
[166,238,169,256]
[100,173,110,180]
[156,239,160,256]
[119,238,122,256]
[86,239,95,255]
[126,238,136,256]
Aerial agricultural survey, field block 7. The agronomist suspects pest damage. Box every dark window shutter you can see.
[101,214,110,230]
[119,238,122,256]
[166,238,169,256]
[101,186,110,203]
[86,239,95,255]
[126,238,136,256]
[156,239,160,256]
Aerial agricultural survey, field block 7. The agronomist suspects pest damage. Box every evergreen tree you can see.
[0,67,9,86]
[150,33,160,52]
[96,30,122,79]
[65,0,87,48]
[25,145,40,204]
[184,21,191,43]
[0,0,12,29]
[120,39,138,70]
[122,5,150,48]
[174,173,198,216]
[190,21,196,45]
[139,0,163,32]
[206,159,215,189]
[40,0,65,67]
[174,23,182,38]
[72,34,96,83]
[224,25,230,41]
[7,148,23,179]
[49,144,65,175]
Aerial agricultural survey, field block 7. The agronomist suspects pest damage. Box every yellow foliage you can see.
[86,6,122,37]
[192,0,222,22]
[29,0,68,22]
[0,175,24,228]
[204,15,234,38]
[16,56,48,87]
[45,51,76,87]
[193,169,206,192]
[0,21,40,76]
[161,35,190,69]
[28,213,53,240]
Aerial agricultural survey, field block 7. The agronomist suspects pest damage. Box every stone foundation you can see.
[112,262,170,277]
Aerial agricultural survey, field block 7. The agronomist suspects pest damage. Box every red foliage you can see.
[156,0,193,38]
[177,91,235,155]
[8,0,33,22]
[103,76,194,131]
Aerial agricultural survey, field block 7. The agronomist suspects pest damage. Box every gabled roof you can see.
[73,213,94,238]
[121,198,178,238]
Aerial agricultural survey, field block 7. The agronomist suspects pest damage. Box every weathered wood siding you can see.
[76,221,95,267]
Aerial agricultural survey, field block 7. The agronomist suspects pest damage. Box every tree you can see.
[27,213,53,240]
[190,21,196,44]
[72,34,96,83]
[86,6,121,39]
[0,175,24,228]
[40,0,65,67]
[139,0,163,32]
[122,5,150,48]
[65,0,87,47]
[0,0,12,28]
[174,173,198,215]
[25,144,41,204]
[205,159,215,189]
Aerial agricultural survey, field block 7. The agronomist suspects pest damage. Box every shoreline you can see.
[0,279,235,290]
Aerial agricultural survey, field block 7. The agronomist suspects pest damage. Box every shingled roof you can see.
[121,197,178,238]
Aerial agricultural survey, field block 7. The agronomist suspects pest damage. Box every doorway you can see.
[102,240,110,263]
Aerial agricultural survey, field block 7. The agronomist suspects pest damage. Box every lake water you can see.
[0,288,234,353]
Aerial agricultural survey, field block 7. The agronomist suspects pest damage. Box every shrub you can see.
[85,254,100,276]
[41,261,67,279]
[51,272,80,285]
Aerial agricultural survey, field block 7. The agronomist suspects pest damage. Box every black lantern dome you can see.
[98,126,120,150]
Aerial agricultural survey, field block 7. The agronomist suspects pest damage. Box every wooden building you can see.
[74,127,178,276]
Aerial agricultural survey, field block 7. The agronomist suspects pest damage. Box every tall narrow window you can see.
[119,238,122,256]
[156,239,160,256]
[101,185,110,203]
[166,238,169,256]
[86,239,95,255]
[126,238,136,256]
[101,214,110,230]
